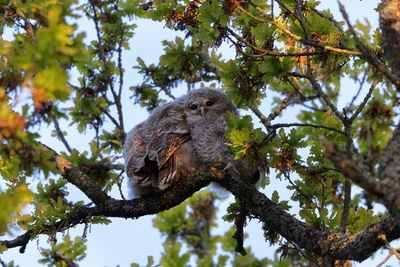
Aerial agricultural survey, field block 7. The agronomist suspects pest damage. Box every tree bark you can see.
[380,0,400,89]
[378,124,400,225]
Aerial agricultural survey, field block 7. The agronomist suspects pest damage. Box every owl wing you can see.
[125,132,190,190]
[148,133,190,189]
[124,126,149,180]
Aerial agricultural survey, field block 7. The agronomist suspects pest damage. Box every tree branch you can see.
[348,77,379,122]
[275,0,308,39]
[52,114,73,154]
[271,123,346,135]
[226,28,322,57]
[319,136,383,198]
[310,6,349,48]
[218,170,400,261]
[1,161,399,262]
[89,1,125,132]
[378,123,400,225]
[339,2,400,89]
[379,0,400,85]
[233,201,248,256]
[346,71,368,113]
[38,143,110,206]
[289,72,345,121]
[0,169,214,250]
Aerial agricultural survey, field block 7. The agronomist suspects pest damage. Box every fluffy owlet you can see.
[184,88,261,185]
[124,87,260,197]
[123,95,199,197]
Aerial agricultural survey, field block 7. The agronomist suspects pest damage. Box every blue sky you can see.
[2,1,400,266]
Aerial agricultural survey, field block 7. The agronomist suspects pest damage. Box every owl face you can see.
[184,88,236,123]
[185,96,216,117]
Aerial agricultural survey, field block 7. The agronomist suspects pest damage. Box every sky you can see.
[2,1,400,266]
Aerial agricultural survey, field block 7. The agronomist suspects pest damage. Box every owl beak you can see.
[200,106,205,116]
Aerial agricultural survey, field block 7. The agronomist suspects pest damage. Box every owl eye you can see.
[206,100,213,106]
[190,104,198,110]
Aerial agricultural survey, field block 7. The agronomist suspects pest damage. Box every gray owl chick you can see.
[124,87,261,198]
[184,87,261,185]
[123,96,199,197]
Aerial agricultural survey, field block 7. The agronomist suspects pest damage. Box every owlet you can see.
[124,87,261,197]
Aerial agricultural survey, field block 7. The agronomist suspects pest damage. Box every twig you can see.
[379,234,400,260]
[348,76,379,122]
[290,72,345,121]
[376,248,400,267]
[288,240,320,266]
[117,27,124,98]
[90,1,125,132]
[347,71,368,111]
[250,70,342,132]
[310,6,349,48]
[90,2,108,70]
[159,86,176,100]
[284,172,315,203]
[116,170,126,200]
[250,106,271,130]
[0,258,7,267]
[103,169,125,195]
[238,3,301,38]
[275,0,308,39]
[270,0,274,18]
[271,122,346,135]
[299,103,328,112]
[80,162,124,171]
[376,249,400,267]
[52,114,73,154]
[227,28,323,57]
[340,179,352,232]
[336,73,379,231]
[68,83,122,129]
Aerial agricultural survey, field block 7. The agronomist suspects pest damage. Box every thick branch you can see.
[379,124,400,185]
[39,143,110,206]
[0,231,32,252]
[0,170,213,250]
[339,2,400,89]
[378,123,400,225]
[1,165,399,262]
[380,0,400,83]
[218,171,400,261]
